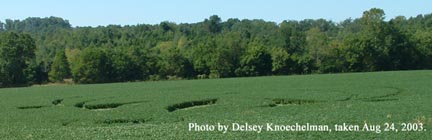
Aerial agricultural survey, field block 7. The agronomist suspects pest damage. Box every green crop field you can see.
[0,70,431,139]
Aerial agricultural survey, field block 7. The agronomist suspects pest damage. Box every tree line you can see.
[0,8,431,87]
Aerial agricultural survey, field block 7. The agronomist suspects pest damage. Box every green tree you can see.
[190,40,214,76]
[413,30,432,68]
[206,15,222,33]
[278,21,308,74]
[48,50,71,82]
[72,47,110,83]
[0,21,4,32]
[210,32,244,78]
[306,27,329,72]
[238,41,272,76]
[0,32,36,87]
[108,47,150,82]
[343,8,393,71]
[156,41,193,79]
[271,47,290,74]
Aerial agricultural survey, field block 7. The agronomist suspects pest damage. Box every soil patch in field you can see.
[167,98,218,112]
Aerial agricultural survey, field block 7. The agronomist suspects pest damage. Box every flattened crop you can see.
[84,101,145,110]
[17,105,49,109]
[268,98,321,107]
[52,99,64,105]
[167,98,218,112]
[98,118,152,124]
[74,100,145,110]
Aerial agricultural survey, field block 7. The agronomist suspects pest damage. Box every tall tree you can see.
[72,47,111,83]
[0,21,4,32]
[0,32,36,87]
[343,8,392,71]
[306,27,329,72]
[271,47,290,74]
[238,40,272,76]
[206,15,222,33]
[48,50,71,82]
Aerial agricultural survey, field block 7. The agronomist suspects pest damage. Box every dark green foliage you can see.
[108,47,149,82]
[72,46,156,83]
[238,41,272,76]
[206,15,222,33]
[0,32,36,87]
[72,47,110,83]
[30,62,49,84]
[158,45,193,79]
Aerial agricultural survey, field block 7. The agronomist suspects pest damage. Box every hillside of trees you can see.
[0,8,431,87]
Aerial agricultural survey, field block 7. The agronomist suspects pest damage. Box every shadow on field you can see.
[17,105,50,109]
[85,101,146,110]
[267,98,323,107]
[52,96,82,106]
[18,96,83,110]
[74,100,146,110]
[52,99,64,105]
[166,98,218,112]
[335,94,358,102]
[223,91,239,95]
[74,100,95,108]
[97,118,152,124]
[362,98,399,102]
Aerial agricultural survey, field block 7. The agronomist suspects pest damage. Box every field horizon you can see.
[23,69,428,88]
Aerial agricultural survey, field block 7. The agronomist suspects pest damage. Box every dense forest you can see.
[0,8,431,87]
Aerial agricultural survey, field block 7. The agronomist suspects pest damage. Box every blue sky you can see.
[1,0,431,27]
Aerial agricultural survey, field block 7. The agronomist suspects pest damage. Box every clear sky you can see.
[1,0,431,27]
